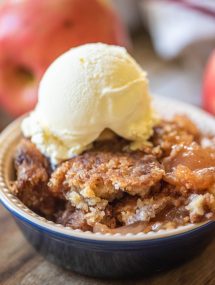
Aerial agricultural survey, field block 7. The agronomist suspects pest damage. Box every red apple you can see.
[203,50,215,115]
[0,0,129,116]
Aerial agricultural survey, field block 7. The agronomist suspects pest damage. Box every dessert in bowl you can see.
[0,43,215,278]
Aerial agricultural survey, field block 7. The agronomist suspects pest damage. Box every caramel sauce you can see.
[164,143,215,172]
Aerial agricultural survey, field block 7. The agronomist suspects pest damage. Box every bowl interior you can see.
[0,96,214,241]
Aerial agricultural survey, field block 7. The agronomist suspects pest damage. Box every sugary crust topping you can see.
[12,115,215,233]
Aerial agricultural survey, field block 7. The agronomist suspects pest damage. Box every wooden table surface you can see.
[0,33,215,285]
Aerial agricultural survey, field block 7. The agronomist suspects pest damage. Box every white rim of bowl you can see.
[0,96,213,242]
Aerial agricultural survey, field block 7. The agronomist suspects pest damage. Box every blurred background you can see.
[0,0,215,130]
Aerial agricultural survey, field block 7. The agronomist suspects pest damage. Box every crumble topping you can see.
[12,115,215,234]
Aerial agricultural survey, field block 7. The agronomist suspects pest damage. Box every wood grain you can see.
[0,32,214,285]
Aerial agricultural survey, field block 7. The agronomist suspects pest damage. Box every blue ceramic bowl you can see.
[0,97,215,278]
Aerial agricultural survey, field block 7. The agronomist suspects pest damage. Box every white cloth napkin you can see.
[114,0,215,59]
[140,0,215,59]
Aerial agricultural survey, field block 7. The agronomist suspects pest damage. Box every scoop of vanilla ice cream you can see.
[22,43,156,164]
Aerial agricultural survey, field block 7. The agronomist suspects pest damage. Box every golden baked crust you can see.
[12,116,215,233]
[48,149,164,200]
[12,139,58,218]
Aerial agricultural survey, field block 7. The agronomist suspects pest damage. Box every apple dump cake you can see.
[12,115,215,234]
[11,43,215,234]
